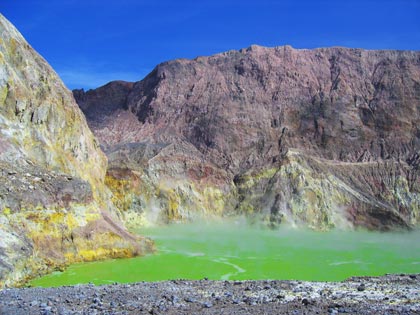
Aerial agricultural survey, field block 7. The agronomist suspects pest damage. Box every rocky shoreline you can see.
[0,274,418,314]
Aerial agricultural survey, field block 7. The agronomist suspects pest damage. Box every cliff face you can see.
[0,14,152,288]
[74,45,420,231]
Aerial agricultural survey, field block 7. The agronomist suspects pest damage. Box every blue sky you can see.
[2,0,420,90]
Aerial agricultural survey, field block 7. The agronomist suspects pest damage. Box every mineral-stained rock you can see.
[74,46,420,229]
[0,14,153,288]
[74,45,420,230]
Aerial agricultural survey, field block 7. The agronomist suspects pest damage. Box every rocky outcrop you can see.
[74,45,420,231]
[0,14,152,288]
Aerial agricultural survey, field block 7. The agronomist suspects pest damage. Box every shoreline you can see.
[1,274,419,314]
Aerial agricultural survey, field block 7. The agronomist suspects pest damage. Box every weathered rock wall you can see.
[74,45,420,231]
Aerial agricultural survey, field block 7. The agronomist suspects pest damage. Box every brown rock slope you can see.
[0,14,152,288]
[74,45,420,230]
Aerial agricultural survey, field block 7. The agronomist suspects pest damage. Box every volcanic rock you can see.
[1,274,419,314]
[74,45,420,230]
[0,14,152,288]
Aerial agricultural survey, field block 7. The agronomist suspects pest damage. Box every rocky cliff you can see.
[74,45,420,231]
[0,14,152,288]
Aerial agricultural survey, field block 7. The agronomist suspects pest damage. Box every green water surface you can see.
[30,221,420,287]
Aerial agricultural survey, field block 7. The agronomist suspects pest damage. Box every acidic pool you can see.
[30,221,420,287]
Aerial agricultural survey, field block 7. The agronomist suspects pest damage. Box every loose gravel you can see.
[0,274,419,314]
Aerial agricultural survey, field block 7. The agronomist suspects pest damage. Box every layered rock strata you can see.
[0,14,152,288]
[75,45,420,230]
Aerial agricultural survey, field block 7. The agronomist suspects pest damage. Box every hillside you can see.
[0,14,152,288]
[74,45,420,230]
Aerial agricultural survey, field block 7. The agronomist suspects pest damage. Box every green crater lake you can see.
[30,221,420,287]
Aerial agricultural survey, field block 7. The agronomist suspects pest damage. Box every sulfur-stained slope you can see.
[0,14,153,288]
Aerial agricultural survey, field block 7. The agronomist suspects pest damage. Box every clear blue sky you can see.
[2,0,419,90]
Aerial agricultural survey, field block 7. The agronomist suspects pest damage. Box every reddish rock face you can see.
[74,45,420,230]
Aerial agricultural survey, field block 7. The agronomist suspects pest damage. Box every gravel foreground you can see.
[0,274,419,315]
